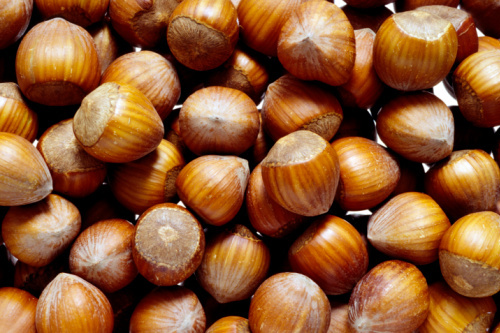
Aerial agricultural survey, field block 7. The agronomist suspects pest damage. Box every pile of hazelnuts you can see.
[1,0,500,332]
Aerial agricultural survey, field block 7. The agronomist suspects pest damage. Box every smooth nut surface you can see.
[374,10,458,91]
[249,272,331,333]
[348,260,430,332]
[332,136,400,211]
[439,211,500,297]
[73,82,164,163]
[261,130,340,216]
[367,192,451,265]
[176,155,250,226]
[0,132,52,206]
[15,18,101,106]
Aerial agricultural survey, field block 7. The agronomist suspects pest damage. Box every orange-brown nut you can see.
[373,10,458,91]
[15,18,101,106]
[73,82,164,163]
[348,260,430,332]
[261,130,340,217]
[176,155,250,226]
[167,0,239,71]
